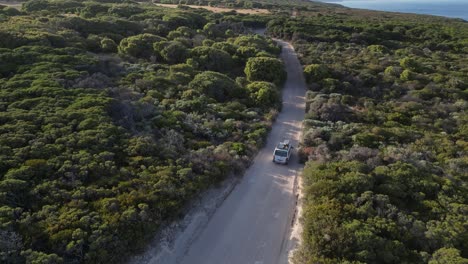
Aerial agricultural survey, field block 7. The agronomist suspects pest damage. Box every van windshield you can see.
[275,150,288,157]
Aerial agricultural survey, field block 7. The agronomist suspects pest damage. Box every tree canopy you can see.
[189,71,244,102]
[244,56,286,85]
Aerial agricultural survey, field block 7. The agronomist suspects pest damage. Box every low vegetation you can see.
[0,1,285,262]
[267,8,468,264]
[1,0,467,263]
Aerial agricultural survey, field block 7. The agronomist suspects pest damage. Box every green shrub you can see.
[118,34,164,58]
[246,81,280,108]
[244,57,286,85]
[188,71,244,102]
[304,64,329,83]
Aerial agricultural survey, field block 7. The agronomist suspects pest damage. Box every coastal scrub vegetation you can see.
[266,7,468,264]
[0,1,285,262]
[1,0,467,263]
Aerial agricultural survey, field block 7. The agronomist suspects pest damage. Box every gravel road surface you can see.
[179,39,306,264]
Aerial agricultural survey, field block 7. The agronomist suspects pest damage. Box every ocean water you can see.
[325,0,468,20]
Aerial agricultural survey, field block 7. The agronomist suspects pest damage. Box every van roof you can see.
[276,140,290,149]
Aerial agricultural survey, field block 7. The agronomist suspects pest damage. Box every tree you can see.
[118,34,164,58]
[211,42,237,55]
[384,66,401,77]
[203,22,223,38]
[233,35,278,54]
[429,248,468,264]
[160,41,188,64]
[0,179,29,206]
[175,26,194,38]
[108,4,143,18]
[190,46,233,72]
[22,0,48,12]
[400,57,420,71]
[162,12,206,29]
[236,46,259,59]
[79,2,109,18]
[21,248,63,263]
[304,64,329,83]
[188,71,244,102]
[246,81,280,108]
[100,38,117,53]
[244,57,286,85]
[400,69,414,81]
[367,44,388,53]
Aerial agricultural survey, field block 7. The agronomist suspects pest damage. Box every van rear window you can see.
[275,150,288,157]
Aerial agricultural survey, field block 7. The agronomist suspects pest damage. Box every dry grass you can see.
[154,3,270,14]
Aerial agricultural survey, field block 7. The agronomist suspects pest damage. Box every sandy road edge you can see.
[286,107,305,264]
[277,162,303,264]
[286,166,304,263]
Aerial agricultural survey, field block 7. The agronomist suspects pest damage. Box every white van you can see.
[273,140,293,164]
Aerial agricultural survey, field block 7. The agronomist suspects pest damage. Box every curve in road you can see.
[179,39,307,264]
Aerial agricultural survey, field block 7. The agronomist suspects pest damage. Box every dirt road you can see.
[0,2,22,9]
[129,38,306,264]
[179,40,306,264]
[153,3,270,14]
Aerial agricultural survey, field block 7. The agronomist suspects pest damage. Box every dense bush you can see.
[246,81,280,108]
[0,2,285,263]
[160,41,188,64]
[190,46,233,72]
[270,6,468,264]
[189,71,244,102]
[244,56,286,85]
[118,33,164,58]
[303,64,329,83]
